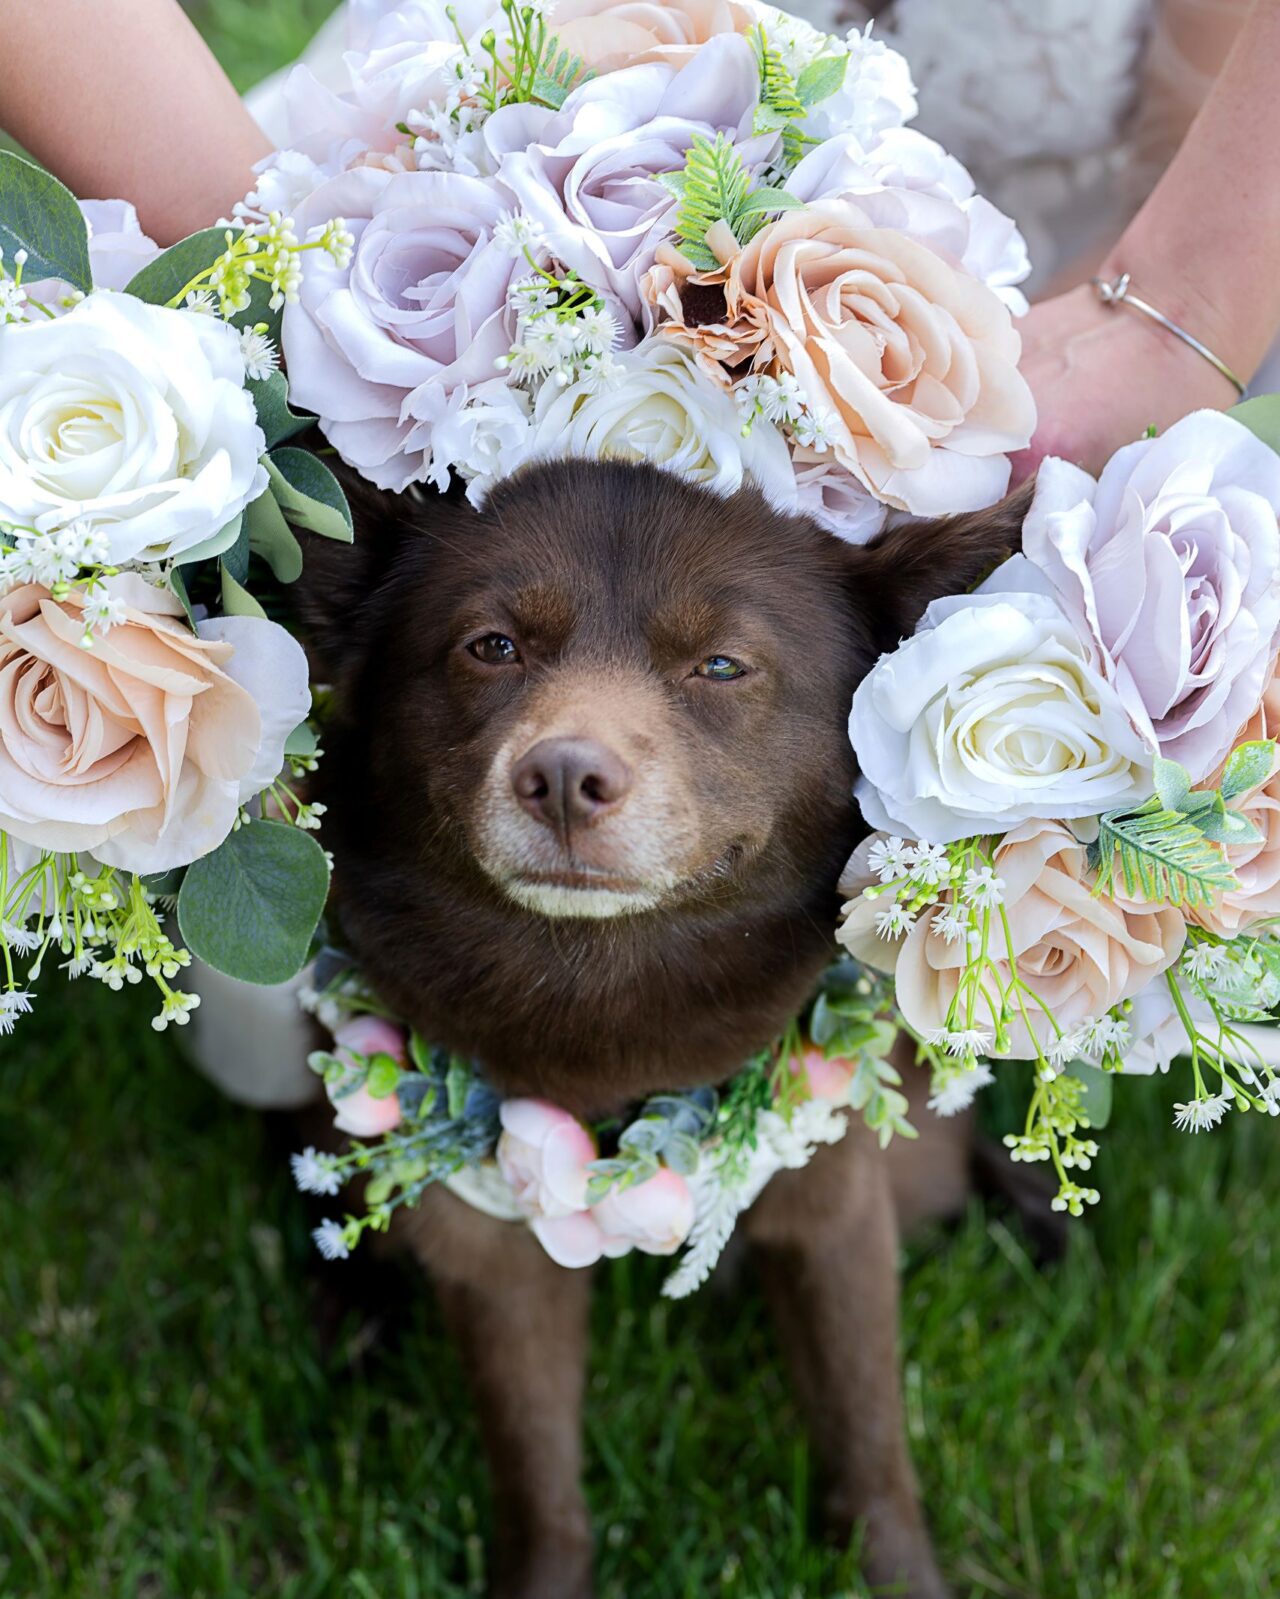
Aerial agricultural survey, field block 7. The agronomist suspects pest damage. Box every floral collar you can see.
[289,956,910,1296]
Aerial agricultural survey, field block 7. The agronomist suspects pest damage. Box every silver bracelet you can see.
[1091,273,1246,398]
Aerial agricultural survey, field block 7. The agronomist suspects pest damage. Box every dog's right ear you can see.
[844,478,1035,658]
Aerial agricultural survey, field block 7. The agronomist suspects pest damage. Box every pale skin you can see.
[1012,0,1280,479]
[0,0,269,245]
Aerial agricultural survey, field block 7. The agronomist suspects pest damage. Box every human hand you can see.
[1008,283,1242,483]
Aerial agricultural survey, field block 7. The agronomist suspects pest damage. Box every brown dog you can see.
[297,460,1028,1599]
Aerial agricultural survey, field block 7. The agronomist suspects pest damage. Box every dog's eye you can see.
[693,655,747,681]
[468,632,522,666]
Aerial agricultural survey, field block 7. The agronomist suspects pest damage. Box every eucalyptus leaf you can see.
[248,370,313,449]
[366,1053,402,1099]
[246,490,304,583]
[266,447,354,543]
[221,519,251,585]
[1066,1060,1113,1130]
[0,152,92,292]
[736,186,803,215]
[176,512,244,573]
[284,721,318,758]
[794,53,847,107]
[220,564,267,618]
[177,820,330,984]
[1152,755,1192,815]
[1229,394,1280,456]
[1222,739,1275,803]
[1200,808,1264,847]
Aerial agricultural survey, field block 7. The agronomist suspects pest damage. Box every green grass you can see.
[188,0,343,93]
[0,980,1277,1598]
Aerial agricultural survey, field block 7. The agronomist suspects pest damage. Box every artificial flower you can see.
[283,167,524,490]
[550,0,756,73]
[489,35,773,321]
[591,1167,696,1256]
[0,292,267,564]
[497,1097,602,1264]
[1022,410,1280,782]
[846,820,1186,1059]
[0,575,309,874]
[526,340,797,506]
[329,1015,408,1136]
[724,200,1036,514]
[851,558,1152,842]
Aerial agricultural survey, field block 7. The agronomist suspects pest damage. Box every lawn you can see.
[0,6,1277,1597]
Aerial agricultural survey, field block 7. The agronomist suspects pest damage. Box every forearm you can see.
[0,0,270,245]
[1101,0,1280,384]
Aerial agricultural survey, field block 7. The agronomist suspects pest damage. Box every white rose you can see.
[0,293,266,565]
[526,342,797,507]
[852,556,1152,842]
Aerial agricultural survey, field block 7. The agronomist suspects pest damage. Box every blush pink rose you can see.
[593,1167,695,1257]
[497,1098,598,1250]
[787,1045,856,1103]
[328,1015,408,1136]
[551,0,755,74]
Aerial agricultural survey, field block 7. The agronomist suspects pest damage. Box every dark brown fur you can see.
[297,460,1030,1598]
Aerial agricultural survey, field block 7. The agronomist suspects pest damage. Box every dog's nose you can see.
[511,738,632,833]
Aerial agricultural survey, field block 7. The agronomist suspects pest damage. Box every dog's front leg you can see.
[745,1137,949,1599]
[405,1194,595,1599]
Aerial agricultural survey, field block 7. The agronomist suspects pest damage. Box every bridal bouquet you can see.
[840,404,1280,1214]
[255,0,1036,541]
[0,154,357,1032]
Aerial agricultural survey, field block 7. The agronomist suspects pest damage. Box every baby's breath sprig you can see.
[167,214,355,319]
[493,217,624,391]
[0,519,132,646]
[0,835,197,1034]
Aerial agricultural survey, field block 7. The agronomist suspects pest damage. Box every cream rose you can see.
[526,341,797,507]
[0,575,309,874]
[852,558,1153,843]
[0,292,267,565]
[725,200,1035,514]
[848,821,1186,1059]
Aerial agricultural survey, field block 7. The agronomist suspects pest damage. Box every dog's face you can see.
[304,459,1024,933]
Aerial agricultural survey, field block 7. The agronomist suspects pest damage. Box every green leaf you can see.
[177,820,330,984]
[1094,799,1238,907]
[126,225,282,337]
[737,186,803,216]
[245,489,304,583]
[445,1057,472,1120]
[266,447,354,543]
[1222,739,1275,803]
[248,370,313,450]
[1229,394,1280,456]
[365,1053,402,1099]
[284,721,318,758]
[1066,1060,1113,1130]
[530,35,592,108]
[175,512,244,573]
[794,53,848,107]
[219,564,267,618]
[1200,808,1263,848]
[1152,756,1192,815]
[0,151,91,292]
[220,518,251,585]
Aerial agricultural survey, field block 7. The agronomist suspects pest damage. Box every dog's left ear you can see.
[844,478,1035,656]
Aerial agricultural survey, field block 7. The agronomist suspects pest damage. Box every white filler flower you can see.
[0,291,266,565]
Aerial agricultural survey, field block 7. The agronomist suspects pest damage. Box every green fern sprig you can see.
[1092,798,1239,907]
[663,133,800,270]
[529,34,592,109]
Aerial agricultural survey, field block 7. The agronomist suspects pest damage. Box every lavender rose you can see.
[1023,410,1280,782]
[493,34,772,323]
[283,166,523,489]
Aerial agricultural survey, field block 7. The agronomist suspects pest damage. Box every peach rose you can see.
[551,0,754,74]
[592,1167,695,1257]
[0,575,309,874]
[722,202,1036,515]
[787,1044,856,1104]
[891,821,1186,1058]
[1191,665,1280,938]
